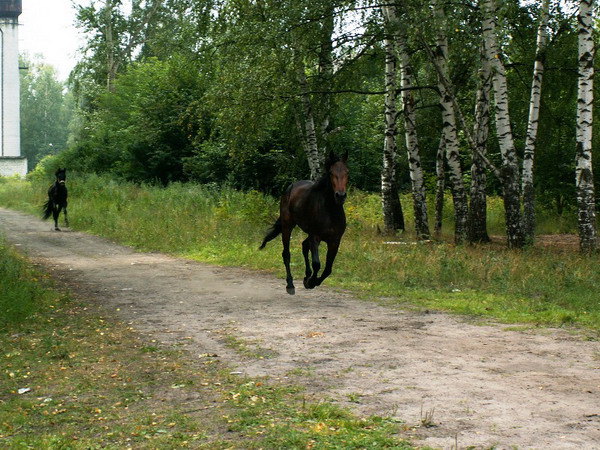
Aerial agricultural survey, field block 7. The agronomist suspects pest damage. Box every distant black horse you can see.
[43,168,69,231]
[260,151,349,295]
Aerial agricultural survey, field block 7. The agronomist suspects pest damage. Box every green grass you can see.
[0,237,58,331]
[0,239,412,448]
[0,173,598,332]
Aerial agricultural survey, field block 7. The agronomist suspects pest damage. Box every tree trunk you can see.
[576,0,597,252]
[481,0,524,249]
[468,44,492,243]
[433,1,468,244]
[434,135,446,238]
[385,4,429,239]
[297,62,323,181]
[317,4,334,156]
[522,0,550,244]
[381,19,404,233]
[391,174,405,233]
[105,1,117,91]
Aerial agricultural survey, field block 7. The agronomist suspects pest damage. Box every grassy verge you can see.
[0,240,57,331]
[0,174,598,332]
[0,239,411,448]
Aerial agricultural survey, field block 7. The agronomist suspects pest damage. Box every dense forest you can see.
[19,0,599,251]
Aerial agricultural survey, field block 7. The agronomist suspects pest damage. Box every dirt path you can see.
[1,208,599,449]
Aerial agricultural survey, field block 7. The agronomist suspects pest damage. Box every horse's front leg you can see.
[315,239,340,287]
[305,238,321,289]
[281,227,295,295]
[63,204,69,227]
[302,238,312,284]
[53,205,61,231]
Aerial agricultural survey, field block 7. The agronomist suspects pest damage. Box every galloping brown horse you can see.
[260,151,349,294]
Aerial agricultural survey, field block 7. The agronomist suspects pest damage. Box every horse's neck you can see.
[313,175,331,193]
[52,181,66,194]
[313,176,344,213]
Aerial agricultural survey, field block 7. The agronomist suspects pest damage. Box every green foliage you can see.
[66,57,210,183]
[61,0,585,203]
[31,1,600,238]
[20,56,74,171]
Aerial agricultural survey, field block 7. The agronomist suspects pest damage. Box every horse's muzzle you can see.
[335,192,347,204]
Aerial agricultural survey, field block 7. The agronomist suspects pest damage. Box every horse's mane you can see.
[313,155,342,192]
[313,172,332,191]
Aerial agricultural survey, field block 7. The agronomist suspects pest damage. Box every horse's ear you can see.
[325,151,336,169]
[341,150,348,163]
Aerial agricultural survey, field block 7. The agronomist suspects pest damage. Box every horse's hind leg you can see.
[281,226,295,295]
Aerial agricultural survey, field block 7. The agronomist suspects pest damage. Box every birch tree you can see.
[297,60,324,181]
[576,0,597,252]
[522,0,550,243]
[434,135,445,237]
[468,44,492,243]
[383,4,429,238]
[481,0,525,248]
[296,1,337,181]
[433,1,468,244]
[75,0,163,92]
[381,6,405,232]
[317,3,335,158]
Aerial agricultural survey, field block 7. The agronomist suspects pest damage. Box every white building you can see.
[0,0,25,177]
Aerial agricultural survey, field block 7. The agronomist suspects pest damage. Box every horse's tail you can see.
[42,199,53,220]
[259,217,282,249]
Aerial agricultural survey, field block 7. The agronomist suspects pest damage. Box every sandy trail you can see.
[1,207,599,449]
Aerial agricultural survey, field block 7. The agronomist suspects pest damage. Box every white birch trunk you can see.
[434,135,446,237]
[381,30,400,232]
[105,1,117,91]
[297,63,323,181]
[522,0,550,243]
[481,0,524,248]
[468,45,492,243]
[318,5,334,156]
[434,1,468,244]
[576,0,597,252]
[384,4,430,238]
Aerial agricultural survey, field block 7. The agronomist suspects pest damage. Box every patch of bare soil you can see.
[1,208,599,449]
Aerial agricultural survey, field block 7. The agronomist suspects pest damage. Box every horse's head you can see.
[326,151,349,205]
[55,168,66,185]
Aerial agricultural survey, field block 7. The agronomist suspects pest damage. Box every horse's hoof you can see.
[54,228,61,231]
[286,286,295,295]
[303,277,310,289]
[304,278,317,289]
